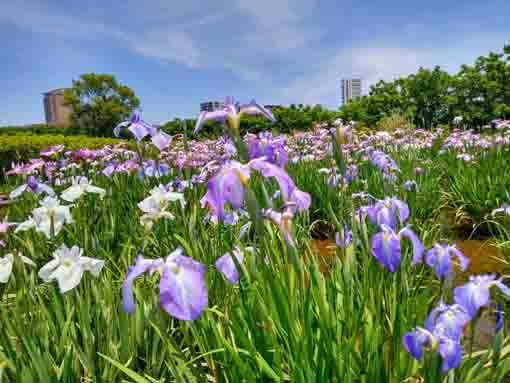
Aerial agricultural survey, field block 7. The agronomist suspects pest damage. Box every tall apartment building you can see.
[341,78,362,105]
[200,100,225,112]
[43,88,72,126]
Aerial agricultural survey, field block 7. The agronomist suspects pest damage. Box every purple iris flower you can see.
[404,302,469,372]
[345,163,359,183]
[194,97,276,134]
[169,177,190,193]
[403,180,419,192]
[371,225,425,272]
[454,274,510,318]
[369,150,399,172]
[200,161,251,221]
[424,243,469,280]
[140,160,170,178]
[9,176,55,199]
[249,158,311,212]
[247,132,288,167]
[367,197,410,228]
[114,112,172,151]
[122,248,208,321]
[424,302,471,340]
[214,246,245,284]
[335,223,353,248]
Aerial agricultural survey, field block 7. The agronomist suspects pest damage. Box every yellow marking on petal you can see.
[235,168,249,185]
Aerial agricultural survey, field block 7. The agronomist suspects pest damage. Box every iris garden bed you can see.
[1,109,510,382]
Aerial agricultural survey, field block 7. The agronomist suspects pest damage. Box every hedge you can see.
[0,134,121,175]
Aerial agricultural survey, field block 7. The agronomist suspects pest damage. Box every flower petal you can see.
[159,257,208,320]
[0,254,14,283]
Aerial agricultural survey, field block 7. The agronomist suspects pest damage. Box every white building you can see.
[341,78,362,105]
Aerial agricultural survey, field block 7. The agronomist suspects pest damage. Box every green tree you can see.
[64,73,140,137]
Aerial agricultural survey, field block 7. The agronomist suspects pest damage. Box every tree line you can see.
[339,45,510,130]
[52,45,509,137]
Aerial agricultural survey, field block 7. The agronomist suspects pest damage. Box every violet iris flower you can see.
[404,302,470,372]
[424,243,469,280]
[114,112,172,151]
[367,197,410,228]
[140,160,170,178]
[454,274,510,318]
[122,248,208,321]
[194,97,276,134]
[247,132,288,167]
[9,176,55,199]
[201,159,310,223]
[403,180,419,192]
[492,203,510,217]
[169,177,191,193]
[249,158,311,212]
[335,223,353,248]
[369,150,399,172]
[214,246,250,284]
[371,225,425,272]
[200,161,251,221]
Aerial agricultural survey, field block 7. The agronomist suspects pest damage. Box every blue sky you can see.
[1,0,509,125]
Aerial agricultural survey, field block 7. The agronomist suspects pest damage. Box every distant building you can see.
[200,100,225,113]
[43,88,72,126]
[341,78,362,104]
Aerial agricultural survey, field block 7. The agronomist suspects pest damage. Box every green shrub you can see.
[0,134,121,174]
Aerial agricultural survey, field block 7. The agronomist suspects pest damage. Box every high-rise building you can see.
[43,88,72,126]
[200,100,225,112]
[341,78,362,105]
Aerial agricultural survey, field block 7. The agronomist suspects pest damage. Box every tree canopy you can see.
[340,45,510,130]
[64,73,140,137]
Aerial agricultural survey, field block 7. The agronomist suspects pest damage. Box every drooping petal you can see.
[79,256,105,277]
[290,189,311,212]
[159,256,208,320]
[61,185,84,202]
[113,121,130,137]
[84,185,107,199]
[122,256,155,314]
[249,159,295,200]
[391,198,410,224]
[438,338,463,372]
[215,249,244,284]
[15,218,36,233]
[151,130,172,151]
[400,227,425,264]
[194,110,228,134]
[403,328,433,361]
[426,245,453,280]
[371,229,401,272]
[0,254,14,283]
[128,123,150,141]
[454,282,490,318]
[9,184,27,199]
[54,263,85,293]
[239,100,277,122]
[37,258,60,281]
